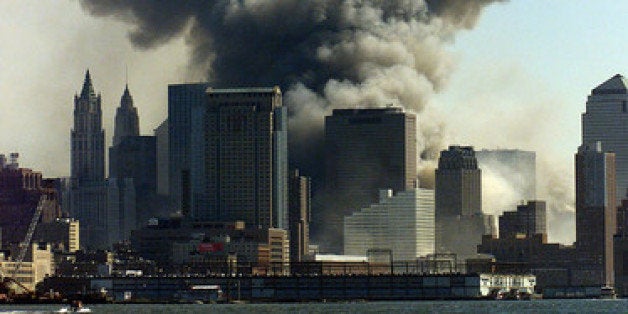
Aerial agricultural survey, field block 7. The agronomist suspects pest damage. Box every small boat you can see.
[57,300,92,313]
[56,307,92,313]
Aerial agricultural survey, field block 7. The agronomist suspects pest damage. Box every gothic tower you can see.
[71,70,105,185]
[112,84,139,146]
[70,70,107,249]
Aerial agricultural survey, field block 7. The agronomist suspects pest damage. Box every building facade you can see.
[0,159,61,249]
[70,70,107,249]
[109,135,157,226]
[435,146,491,259]
[344,188,435,261]
[288,170,311,262]
[155,120,169,197]
[105,178,136,246]
[202,87,287,229]
[575,142,617,287]
[321,108,417,253]
[582,74,628,205]
[167,83,210,214]
[71,70,105,185]
[499,200,547,240]
[614,196,628,296]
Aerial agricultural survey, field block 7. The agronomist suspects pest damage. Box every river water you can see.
[0,299,626,313]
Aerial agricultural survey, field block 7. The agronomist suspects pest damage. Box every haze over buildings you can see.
[476,149,536,214]
[435,145,493,259]
[5,2,628,247]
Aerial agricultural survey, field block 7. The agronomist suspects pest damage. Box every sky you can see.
[1,1,628,244]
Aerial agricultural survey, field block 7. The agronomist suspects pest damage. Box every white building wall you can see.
[344,188,435,261]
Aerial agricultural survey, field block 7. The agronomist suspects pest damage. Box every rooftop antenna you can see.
[125,63,128,86]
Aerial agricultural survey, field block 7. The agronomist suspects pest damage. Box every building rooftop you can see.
[592,74,628,95]
[331,107,404,115]
[206,86,280,94]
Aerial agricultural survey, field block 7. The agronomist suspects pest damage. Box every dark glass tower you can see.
[167,83,210,214]
[320,107,417,253]
[203,87,287,229]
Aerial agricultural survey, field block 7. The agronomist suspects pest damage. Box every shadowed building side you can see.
[319,108,417,254]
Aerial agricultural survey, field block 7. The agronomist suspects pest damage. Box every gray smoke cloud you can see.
[79,0,502,188]
[79,0,504,251]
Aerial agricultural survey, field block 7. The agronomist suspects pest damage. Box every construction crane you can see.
[0,195,49,297]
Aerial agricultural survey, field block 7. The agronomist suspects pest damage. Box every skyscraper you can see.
[71,70,105,184]
[112,84,139,146]
[575,142,616,287]
[203,87,287,229]
[320,107,417,253]
[614,195,628,296]
[109,136,156,225]
[582,74,628,205]
[289,169,311,262]
[436,146,482,218]
[70,70,107,249]
[435,145,491,259]
[168,83,210,214]
[155,120,169,196]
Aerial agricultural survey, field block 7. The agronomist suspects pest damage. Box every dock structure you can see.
[39,273,535,302]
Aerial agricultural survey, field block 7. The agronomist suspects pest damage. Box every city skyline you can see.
[2,1,628,244]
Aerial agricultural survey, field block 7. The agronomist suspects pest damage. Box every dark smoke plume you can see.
[80,0,501,181]
[80,0,503,250]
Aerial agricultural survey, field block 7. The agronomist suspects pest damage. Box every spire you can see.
[120,84,134,109]
[80,69,95,98]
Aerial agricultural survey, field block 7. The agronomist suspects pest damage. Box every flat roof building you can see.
[344,188,434,261]
[321,107,417,253]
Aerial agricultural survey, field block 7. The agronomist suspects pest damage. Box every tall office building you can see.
[344,188,435,261]
[109,136,156,226]
[476,149,536,201]
[71,70,105,184]
[109,85,155,226]
[615,196,628,296]
[575,142,616,287]
[321,107,417,253]
[582,74,628,205]
[203,87,287,229]
[498,200,547,240]
[155,120,169,196]
[435,145,490,259]
[70,70,107,249]
[112,84,139,146]
[168,83,210,214]
[289,170,311,262]
[105,178,136,245]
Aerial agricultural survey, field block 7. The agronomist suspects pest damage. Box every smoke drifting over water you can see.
[79,0,502,187]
